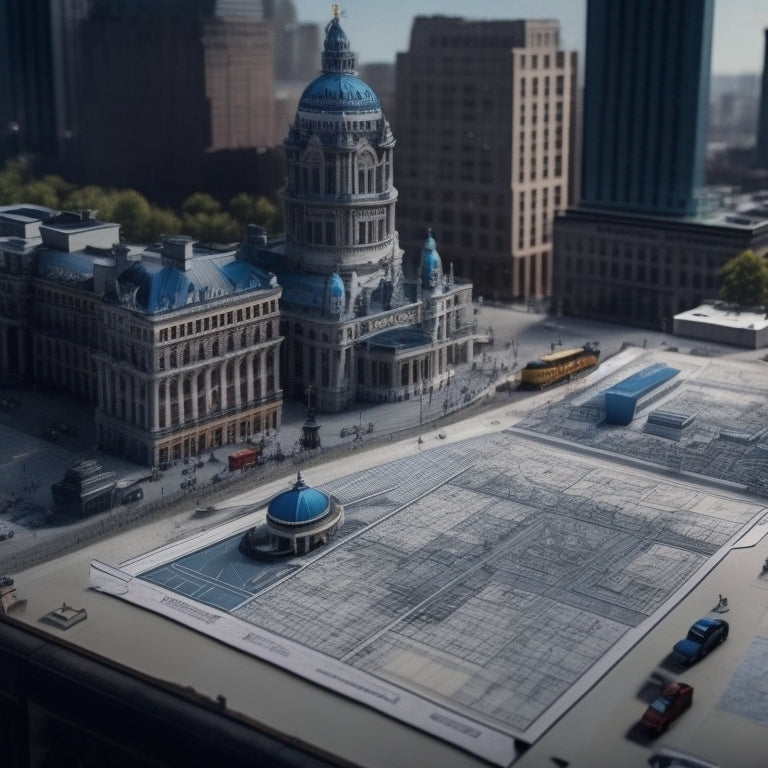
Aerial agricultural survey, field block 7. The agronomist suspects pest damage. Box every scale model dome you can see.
[297,10,380,116]
[267,472,331,526]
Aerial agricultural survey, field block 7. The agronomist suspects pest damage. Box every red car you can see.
[640,682,693,735]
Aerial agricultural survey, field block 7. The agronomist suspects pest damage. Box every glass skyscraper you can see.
[580,0,714,217]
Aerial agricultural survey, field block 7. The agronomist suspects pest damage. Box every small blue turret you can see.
[420,228,443,290]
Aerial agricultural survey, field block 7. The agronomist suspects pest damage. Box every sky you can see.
[291,0,768,75]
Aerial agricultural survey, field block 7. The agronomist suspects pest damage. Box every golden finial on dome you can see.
[332,4,340,21]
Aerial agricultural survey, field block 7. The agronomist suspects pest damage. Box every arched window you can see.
[303,150,323,194]
[357,150,376,194]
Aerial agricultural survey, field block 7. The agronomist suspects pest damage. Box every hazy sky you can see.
[292,0,767,74]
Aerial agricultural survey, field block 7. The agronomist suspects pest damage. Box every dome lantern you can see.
[321,5,356,75]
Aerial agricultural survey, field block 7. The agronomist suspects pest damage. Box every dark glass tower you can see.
[758,29,768,168]
[581,0,714,217]
[0,0,88,164]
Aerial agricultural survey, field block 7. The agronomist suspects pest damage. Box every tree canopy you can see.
[718,249,768,308]
[0,160,281,244]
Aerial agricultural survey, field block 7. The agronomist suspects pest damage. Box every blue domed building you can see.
[240,471,344,557]
[242,8,482,413]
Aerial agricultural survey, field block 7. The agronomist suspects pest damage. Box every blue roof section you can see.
[118,254,273,315]
[604,364,680,426]
[219,260,272,291]
[267,475,330,526]
[111,242,281,314]
[121,262,194,314]
[298,72,381,114]
[37,249,112,283]
[363,327,432,351]
[278,271,330,310]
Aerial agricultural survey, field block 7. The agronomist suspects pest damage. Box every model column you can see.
[246,352,255,404]
[152,380,160,430]
[191,373,199,420]
[164,376,171,429]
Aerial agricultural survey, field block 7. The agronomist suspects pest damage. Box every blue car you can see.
[671,617,729,665]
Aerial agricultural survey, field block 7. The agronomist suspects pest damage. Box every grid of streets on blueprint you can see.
[136,418,767,743]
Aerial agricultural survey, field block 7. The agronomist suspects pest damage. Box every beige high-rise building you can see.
[395,16,576,303]
[203,18,275,151]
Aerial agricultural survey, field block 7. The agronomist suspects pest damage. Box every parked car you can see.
[640,681,693,735]
[671,617,729,665]
[0,524,14,541]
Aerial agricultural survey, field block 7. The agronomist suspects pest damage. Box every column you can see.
[16,327,25,377]
[106,370,115,416]
[152,380,160,430]
[96,365,106,414]
[259,349,267,397]
[246,353,255,404]
[176,374,183,425]
[204,366,212,413]
[164,376,171,429]
[336,347,345,389]
[220,361,228,410]
[0,327,8,374]
[191,373,199,420]
[129,376,136,424]
[234,357,242,409]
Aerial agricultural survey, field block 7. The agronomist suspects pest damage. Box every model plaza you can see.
[91,342,768,765]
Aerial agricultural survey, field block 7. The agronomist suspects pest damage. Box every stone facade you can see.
[245,11,482,412]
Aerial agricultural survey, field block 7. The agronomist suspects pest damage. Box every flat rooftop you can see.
[675,304,768,332]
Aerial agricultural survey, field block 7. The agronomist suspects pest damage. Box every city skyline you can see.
[292,0,767,75]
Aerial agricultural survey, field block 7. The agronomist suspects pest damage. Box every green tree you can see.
[181,192,222,216]
[180,193,240,243]
[137,207,183,243]
[181,211,241,243]
[41,174,75,200]
[111,189,153,242]
[0,159,29,204]
[719,249,768,308]
[61,185,118,220]
[228,192,280,235]
[19,179,60,209]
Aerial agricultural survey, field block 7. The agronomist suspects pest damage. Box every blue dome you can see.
[298,72,380,114]
[267,473,331,526]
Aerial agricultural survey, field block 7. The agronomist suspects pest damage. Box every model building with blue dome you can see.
[240,471,344,558]
[243,6,482,413]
